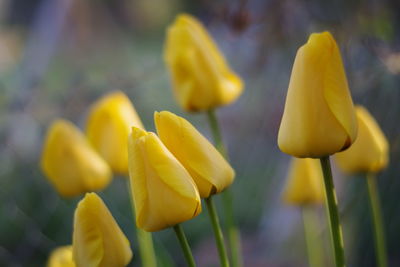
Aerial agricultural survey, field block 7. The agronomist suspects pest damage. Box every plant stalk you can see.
[206,109,243,267]
[366,173,388,267]
[205,196,230,267]
[173,224,196,267]
[319,156,345,267]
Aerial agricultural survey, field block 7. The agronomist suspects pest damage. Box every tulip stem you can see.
[366,173,388,267]
[207,109,227,156]
[205,196,230,267]
[319,156,345,267]
[126,180,157,267]
[302,206,323,267]
[206,109,243,267]
[173,224,196,267]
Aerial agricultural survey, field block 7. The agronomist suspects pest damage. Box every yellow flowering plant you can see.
[282,158,324,206]
[165,13,245,266]
[278,31,357,267]
[282,158,325,267]
[164,14,243,112]
[73,193,133,267]
[155,111,234,198]
[128,126,201,231]
[86,90,144,174]
[335,105,389,173]
[335,105,389,267]
[128,126,201,266]
[40,119,112,197]
[278,31,357,158]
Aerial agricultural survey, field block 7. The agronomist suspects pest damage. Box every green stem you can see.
[302,207,323,267]
[206,109,243,267]
[319,157,345,267]
[173,224,196,267]
[366,173,388,267]
[205,196,230,267]
[207,110,227,156]
[126,179,157,267]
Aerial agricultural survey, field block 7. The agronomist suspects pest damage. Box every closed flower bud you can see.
[155,111,234,198]
[128,127,201,232]
[283,158,325,205]
[278,32,357,158]
[47,246,75,267]
[164,14,243,111]
[335,106,389,173]
[86,91,144,174]
[40,119,112,197]
[73,193,133,267]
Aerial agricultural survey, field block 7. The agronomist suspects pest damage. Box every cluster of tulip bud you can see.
[42,12,390,267]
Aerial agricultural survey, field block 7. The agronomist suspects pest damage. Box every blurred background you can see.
[1,0,400,266]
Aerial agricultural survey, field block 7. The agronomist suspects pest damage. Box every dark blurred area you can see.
[1,0,400,266]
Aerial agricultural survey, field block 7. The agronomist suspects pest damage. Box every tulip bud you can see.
[155,111,234,198]
[164,14,243,111]
[283,158,325,205]
[40,119,112,197]
[278,32,357,158]
[73,193,133,267]
[86,91,144,174]
[128,127,201,232]
[335,106,389,173]
[47,246,75,267]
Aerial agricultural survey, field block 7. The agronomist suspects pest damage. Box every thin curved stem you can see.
[319,157,345,267]
[173,224,196,267]
[205,196,230,267]
[366,173,388,267]
[206,109,243,267]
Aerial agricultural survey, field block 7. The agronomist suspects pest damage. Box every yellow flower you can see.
[164,14,243,112]
[278,32,357,158]
[47,246,76,267]
[128,127,201,232]
[282,158,325,205]
[335,106,389,173]
[40,119,112,197]
[155,111,234,198]
[73,193,133,267]
[86,91,144,174]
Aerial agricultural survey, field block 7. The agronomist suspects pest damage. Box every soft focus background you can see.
[1,0,400,266]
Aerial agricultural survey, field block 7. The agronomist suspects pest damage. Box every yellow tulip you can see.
[278,32,357,158]
[86,91,144,174]
[335,106,389,173]
[128,126,201,232]
[164,14,243,111]
[73,193,133,267]
[155,111,234,198]
[47,246,76,267]
[40,119,112,197]
[283,158,325,205]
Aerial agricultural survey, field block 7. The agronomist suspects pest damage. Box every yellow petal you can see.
[47,246,76,267]
[335,106,389,173]
[164,13,243,111]
[73,193,133,267]
[86,91,144,174]
[282,158,325,205]
[155,111,234,197]
[278,32,357,158]
[40,119,112,197]
[128,127,201,232]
